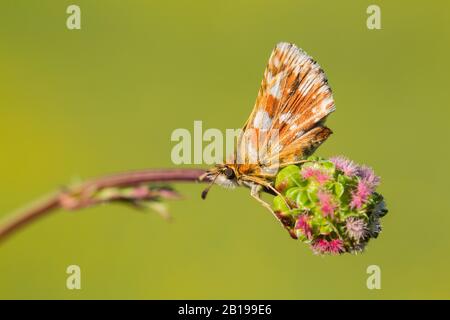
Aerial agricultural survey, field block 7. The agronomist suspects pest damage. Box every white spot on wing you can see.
[273,56,280,68]
[253,111,272,131]
[268,75,282,99]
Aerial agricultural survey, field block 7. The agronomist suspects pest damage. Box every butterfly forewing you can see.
[237,42,335,175]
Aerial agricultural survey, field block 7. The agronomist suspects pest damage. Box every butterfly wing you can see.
[237,42,335,175]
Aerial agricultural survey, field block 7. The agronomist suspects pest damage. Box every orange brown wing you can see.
[237,42,336,175]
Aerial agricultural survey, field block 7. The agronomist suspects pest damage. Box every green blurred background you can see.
[1,0,449,299]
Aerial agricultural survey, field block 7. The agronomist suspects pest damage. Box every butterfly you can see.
[200,42,335,235]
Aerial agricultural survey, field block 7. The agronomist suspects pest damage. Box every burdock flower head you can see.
[273,156,388,255]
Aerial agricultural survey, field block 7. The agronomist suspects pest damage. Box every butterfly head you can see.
[200,164,240,199]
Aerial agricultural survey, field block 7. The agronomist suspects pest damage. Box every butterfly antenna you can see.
[201,173,219,200]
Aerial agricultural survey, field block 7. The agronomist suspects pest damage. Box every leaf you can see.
[319,223,333,235]
[333,182,344,198]
[273,195,290,214]
[320,160,336,174]
[275,165,302,193]
[297,190,310,208]
[307,184,319,203]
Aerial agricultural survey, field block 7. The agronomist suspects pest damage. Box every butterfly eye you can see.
[224,168,235,179]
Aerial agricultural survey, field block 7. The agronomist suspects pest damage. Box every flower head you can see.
[295,214,313,239]
[272,156,387,256]
[345,217,367,242]
[350,194,364,210]
[301,167,315,179]
[328,239,345,254]
[330,156,358,177]
[312,238,345,255]
[301,167,330,185]
[312,239,330,254]
[350,181,372,209]
[358,165,380,189]
[318,191,336,217]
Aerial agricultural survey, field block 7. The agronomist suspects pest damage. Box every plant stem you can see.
[0,168,207,243]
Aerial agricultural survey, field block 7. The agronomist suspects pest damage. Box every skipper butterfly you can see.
[201,42,335,230]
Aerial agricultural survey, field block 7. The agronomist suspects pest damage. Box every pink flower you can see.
[350,194,364,210]
[330,156,358,177]
[345,217,368,242]
[358,165,380,190]
[295,214,312,239]
[312,239,330,254]
[315,171,330,185]
[312,239,345,255]
[302,167,330,185]
[301,167,316,179]
[328,239,345,254]
[357,181,371,199]
[350,181,372,209]
[318,191,336,217]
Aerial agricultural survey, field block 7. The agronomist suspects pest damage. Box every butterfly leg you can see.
[250,184,297,239]
[250,184,275,212]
